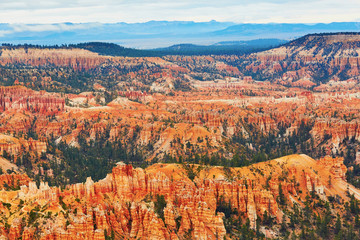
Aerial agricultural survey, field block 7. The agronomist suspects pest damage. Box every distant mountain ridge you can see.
[0,39,287,57]
[154,39,287,55]
[0,21,359,48]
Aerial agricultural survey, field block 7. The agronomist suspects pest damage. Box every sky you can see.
[0,0,359,24]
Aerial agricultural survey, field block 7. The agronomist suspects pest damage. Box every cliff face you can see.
[234,34,360,88]
[312,119,360,147]
[0,86,64,113]
[0,134,46,157]
[0,154,357,239]
[0,48,106,70]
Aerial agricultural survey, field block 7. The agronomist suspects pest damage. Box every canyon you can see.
[0,33,359,239]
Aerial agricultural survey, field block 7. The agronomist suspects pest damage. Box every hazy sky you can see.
[0,0,359,24]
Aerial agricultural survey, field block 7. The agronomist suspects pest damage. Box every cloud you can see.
[0,22,101,37]
[0,30,13,37]
[0,0,358,24]
[11,23,101,33]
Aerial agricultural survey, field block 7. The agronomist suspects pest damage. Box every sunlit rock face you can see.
[0,154,357,239]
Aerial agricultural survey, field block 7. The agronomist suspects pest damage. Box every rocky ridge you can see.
[235,33,360,88]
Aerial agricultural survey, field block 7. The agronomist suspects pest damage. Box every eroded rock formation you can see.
[0,154,357,239]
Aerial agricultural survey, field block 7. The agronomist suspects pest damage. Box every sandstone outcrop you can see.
[0,154,356,239]
[0,134,46,158]
[0,48,106,70]
[225,34,360,89]
[0,86,64,113]
[0,173,30,189]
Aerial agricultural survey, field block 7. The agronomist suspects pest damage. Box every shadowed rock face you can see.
[0,154,357,239]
